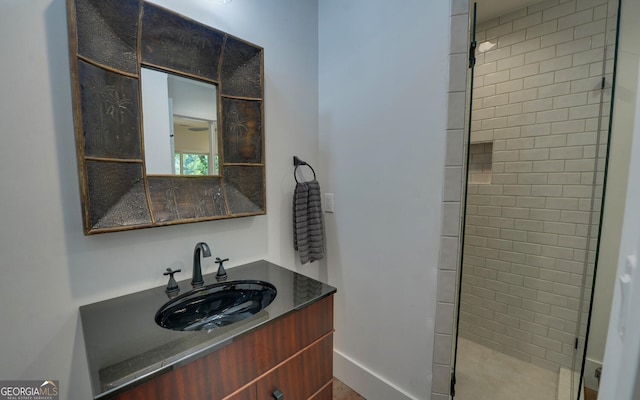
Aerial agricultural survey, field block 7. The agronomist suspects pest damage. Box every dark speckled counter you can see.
[80,260,336,400]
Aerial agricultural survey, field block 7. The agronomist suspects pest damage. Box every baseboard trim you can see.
[333,349,418,400]
[583,358,602,390]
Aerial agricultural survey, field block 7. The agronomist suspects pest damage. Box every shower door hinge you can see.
[469,40,477,68]
[601,76,606,89]
[575,337,579,349]
[450,372,456,397]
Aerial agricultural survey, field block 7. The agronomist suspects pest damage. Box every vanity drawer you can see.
[223,385,256,400]
[256,334,333,400]
[253,295,334,375]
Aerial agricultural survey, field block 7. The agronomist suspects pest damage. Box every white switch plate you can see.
[324,193,334,213]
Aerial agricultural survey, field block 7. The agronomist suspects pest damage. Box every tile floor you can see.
[333,378,366,399]
[584,388,597,400]
[558,367,585,400]
[330,339,594,400]
[455,337,558,400]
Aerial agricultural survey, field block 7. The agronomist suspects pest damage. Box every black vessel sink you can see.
[155,280,277,331]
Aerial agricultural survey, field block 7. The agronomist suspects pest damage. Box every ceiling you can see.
[474,0,546,22]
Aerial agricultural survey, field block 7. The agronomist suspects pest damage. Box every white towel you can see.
[293,180,324,264]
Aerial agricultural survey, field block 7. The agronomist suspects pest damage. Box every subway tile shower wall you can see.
[459,0,617,372]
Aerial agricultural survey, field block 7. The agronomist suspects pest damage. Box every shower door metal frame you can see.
[450,2,477,397]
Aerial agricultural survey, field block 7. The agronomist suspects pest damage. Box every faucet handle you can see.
[163,268,181,296]
[215,257,229,281]
[163,268,182,276]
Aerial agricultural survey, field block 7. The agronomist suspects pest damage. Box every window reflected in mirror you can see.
[141,67,219,176]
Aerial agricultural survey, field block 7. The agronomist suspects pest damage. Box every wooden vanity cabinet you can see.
[112,295,334,400]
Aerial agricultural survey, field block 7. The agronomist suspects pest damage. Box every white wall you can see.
[595,0,640,394]
[0,0,319,399]
[319,1,450,399]
[141,68,173,174]
[599,38,640,400]
[588,0,640,383]
[168,76,218,121]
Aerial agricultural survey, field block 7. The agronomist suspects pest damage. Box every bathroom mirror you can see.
[141,68,219,176]
[66,0,265,234]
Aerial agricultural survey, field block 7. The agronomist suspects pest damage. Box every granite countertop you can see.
[79,260,336,399]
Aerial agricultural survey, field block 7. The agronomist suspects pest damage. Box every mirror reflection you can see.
[141,67,219,176]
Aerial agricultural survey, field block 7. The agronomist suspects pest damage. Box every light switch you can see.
[324,193,334,213]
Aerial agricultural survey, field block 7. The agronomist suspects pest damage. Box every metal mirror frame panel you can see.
[67,0,265,234]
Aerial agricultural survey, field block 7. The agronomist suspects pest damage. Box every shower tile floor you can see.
[455,337,558,400]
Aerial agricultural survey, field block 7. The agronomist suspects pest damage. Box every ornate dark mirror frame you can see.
[66,0,265,235]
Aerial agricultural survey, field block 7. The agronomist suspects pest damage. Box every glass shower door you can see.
[452,1,622,399]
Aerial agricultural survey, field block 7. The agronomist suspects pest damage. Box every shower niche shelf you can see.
[468,142,493,185]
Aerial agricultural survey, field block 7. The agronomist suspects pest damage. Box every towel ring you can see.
[293,156,316,183]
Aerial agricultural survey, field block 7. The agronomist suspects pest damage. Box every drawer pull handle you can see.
[273,389,284,399]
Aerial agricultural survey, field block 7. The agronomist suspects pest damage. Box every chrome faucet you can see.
[191,242,211,289]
